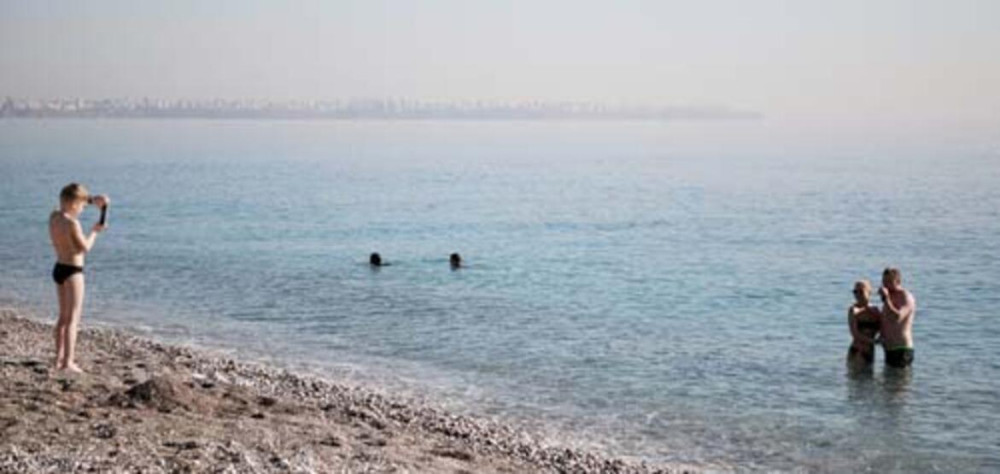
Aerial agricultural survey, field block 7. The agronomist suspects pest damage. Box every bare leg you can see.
[54,281,71,368]
[62,274,85,373]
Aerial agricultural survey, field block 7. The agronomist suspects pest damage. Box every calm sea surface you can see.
[1,119,998,471]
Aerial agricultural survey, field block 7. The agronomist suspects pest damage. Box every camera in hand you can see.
[87,195,108,225]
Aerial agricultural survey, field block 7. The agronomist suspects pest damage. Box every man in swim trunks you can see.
[49,183,109,373]
[878,267,916,368]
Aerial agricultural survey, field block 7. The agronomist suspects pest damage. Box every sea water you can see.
[1,119,998,471]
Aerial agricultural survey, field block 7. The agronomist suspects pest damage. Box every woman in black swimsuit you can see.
[847,280,881,365]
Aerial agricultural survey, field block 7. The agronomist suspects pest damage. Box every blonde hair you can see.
[59,183,90,204]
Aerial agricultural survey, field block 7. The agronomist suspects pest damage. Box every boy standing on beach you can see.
[879,267,916,368]
[49,183,109,373]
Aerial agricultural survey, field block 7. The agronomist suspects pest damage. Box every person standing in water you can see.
[846,280,880,366]
[49,183,109,373]
[879,267,916,368]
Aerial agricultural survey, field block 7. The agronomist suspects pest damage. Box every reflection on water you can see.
[845,362,913,408]
[842,364,922,472]
[846,358,875,381]
[846,362,876,402]
[883,367,913,404]
[880,367,914,435]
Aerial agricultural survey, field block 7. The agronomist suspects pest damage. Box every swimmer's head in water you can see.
[369,253,382,266]
[853,280,872,304]
[882,267,902,290]
[450,253,461,268]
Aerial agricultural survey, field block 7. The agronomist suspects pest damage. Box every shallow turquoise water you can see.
[1,119,998,471]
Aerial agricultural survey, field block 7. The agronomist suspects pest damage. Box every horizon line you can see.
[1,96,763,122]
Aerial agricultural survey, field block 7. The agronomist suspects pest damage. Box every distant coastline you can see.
[1,97,761,121]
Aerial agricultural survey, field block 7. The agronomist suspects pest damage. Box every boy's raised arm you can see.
[69,219,99,253]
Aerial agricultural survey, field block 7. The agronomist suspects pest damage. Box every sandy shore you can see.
[0,308,687,473]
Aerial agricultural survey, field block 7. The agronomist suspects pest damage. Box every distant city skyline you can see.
[2,1,999,127]
[0,96,761,121]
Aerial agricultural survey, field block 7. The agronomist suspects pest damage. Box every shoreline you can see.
[0,307,690,473]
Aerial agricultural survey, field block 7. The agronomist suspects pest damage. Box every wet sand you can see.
[0,308,688,473]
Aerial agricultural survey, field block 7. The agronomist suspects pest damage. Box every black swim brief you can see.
[885,347,914,368]
[52,262,84,285]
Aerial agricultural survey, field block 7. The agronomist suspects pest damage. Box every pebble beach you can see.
[0,308,689,473]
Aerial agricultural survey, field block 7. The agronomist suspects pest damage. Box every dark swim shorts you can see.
[885,347,914,368]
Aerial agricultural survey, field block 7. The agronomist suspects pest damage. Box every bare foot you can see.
[62,363,84,374]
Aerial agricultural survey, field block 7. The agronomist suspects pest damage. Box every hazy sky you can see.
[2,0,999,122]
